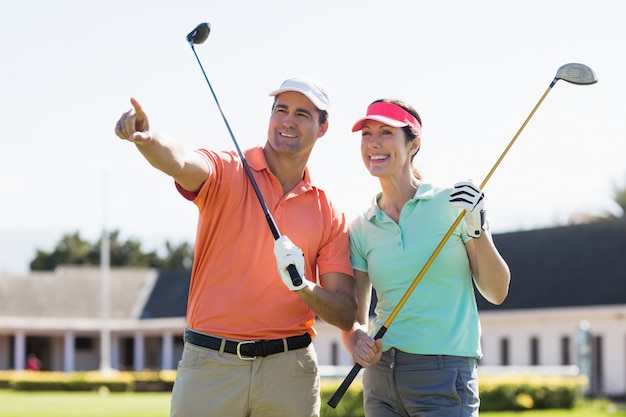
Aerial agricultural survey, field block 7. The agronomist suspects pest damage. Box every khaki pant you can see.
[170,341,320,417]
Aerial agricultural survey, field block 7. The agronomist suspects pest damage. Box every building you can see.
[477,220,626,397]
[1,220,625,396]
[0,267,188,372]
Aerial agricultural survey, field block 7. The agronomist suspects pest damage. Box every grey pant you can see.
[363,349,479,417]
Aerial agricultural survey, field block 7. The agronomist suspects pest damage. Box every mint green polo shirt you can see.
[349,182,482,358]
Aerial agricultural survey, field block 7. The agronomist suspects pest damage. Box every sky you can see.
[1,0,624,274]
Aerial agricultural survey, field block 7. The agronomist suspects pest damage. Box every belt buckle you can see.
[236,341,256,360]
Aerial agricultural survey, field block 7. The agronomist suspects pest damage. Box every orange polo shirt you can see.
[176,146,353,340]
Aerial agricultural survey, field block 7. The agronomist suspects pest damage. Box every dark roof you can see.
[477,220,626,311]
[140,270,190,318]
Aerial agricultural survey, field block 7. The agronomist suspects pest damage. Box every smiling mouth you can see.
[370,155,388,161]
[280,131,297,138]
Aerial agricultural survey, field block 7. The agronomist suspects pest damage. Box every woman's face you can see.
[360,120,417,178]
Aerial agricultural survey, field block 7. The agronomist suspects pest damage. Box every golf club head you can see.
[186,22,210,45]
[554,63,598,86]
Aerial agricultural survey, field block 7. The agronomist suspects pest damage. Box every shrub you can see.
[6,371,134,392]
[479,374,587,411]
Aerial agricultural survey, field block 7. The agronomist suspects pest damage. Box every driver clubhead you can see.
[554,63,598,85]
[187,22,210,45]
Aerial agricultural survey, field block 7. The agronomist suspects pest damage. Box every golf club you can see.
[327,62,598,408]
[186,22,302,287]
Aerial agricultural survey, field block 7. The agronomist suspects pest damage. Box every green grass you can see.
[0,390,171,417]
[1,390,625,417]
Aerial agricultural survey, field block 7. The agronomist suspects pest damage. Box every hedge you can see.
[0,370,586,415]
[478,374,588,411]
[0,370,176,393]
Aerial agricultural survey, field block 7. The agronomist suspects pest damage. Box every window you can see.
[591,335,603,394]
[331,342,338,366]
[75,337,94,350]
[561,336,570,365]
[499,337,509,366]
[530,337,539,365]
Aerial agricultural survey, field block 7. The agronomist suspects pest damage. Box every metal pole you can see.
[100,171,112,374]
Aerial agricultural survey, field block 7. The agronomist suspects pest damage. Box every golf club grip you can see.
[264,214,303,286]
[264,215,302,287]
[327,363,362,408]
[327,326,388,408]
[287,264,303,287]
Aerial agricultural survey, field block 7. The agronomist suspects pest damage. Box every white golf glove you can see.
[449,180,488,238]
[273,236,307,291]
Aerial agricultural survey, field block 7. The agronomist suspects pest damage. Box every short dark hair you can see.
[318,110,328,125]
[271,100,328,126]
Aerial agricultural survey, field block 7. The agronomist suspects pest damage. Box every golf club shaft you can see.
[327,83,556,409]
[188,43,302,286]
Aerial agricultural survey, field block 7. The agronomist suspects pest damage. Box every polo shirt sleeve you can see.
[174,149,214,201]
[349,216,368,272]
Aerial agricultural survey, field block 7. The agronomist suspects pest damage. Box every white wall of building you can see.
[479,305,626,396]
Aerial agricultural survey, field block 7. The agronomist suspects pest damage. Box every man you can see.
[114,76,356,417]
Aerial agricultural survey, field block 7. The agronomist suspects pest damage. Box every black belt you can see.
[184,328,312,360]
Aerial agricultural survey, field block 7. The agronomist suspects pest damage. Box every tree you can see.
[160,241,194,270]
[91,230,161,268]
[567,176,626,224]
[611,179,626,219]
[30,232,92,270]
[30,230,194,271]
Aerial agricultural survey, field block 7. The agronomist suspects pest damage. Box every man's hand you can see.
[449,180,487,238]
[273,236,307,291]
[114,98,151,143]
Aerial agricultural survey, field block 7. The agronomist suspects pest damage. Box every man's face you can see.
[267,91,328,156]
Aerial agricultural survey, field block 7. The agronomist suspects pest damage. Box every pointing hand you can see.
[115,98,151,142]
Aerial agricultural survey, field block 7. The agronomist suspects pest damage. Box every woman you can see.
[341,99,510,416]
